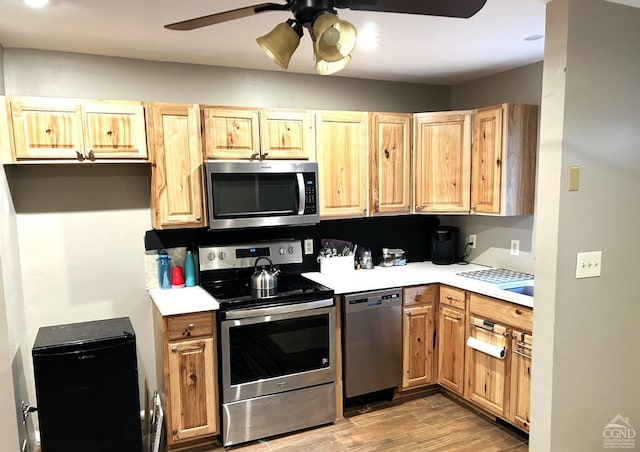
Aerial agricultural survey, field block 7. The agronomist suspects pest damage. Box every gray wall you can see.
[531,0,640,450]
[3,49,449,112]
[443,61,543,273]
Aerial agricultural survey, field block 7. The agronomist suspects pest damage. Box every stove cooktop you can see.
[201,273,334,311]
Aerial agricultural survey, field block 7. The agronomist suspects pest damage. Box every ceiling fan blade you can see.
[334,0,488,19]
[164,3,290,30]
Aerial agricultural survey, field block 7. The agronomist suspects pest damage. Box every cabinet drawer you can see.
[470,294,532,332]
[439,285,466,310]
[403,284,435,306]
[167,312,214,340]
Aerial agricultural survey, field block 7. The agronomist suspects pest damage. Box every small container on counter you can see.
[157,252,171,289]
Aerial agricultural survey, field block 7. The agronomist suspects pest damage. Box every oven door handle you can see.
[297,172,306,215]
[225,298,334,320]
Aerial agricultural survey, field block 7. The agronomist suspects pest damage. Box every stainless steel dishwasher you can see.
[343,288,403,398]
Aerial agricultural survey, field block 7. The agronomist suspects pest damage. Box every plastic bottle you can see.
[184,250,196,287]
[157,252,171,289]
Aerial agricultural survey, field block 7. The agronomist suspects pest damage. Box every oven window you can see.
[229,314,330,385]
[211,173,298,218]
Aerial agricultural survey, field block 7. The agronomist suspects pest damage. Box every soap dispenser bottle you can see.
[184,250,196,287]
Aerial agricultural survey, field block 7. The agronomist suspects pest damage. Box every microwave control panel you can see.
[303,173,317,214]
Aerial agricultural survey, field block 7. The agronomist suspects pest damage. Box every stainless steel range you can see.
[199,240,336,447]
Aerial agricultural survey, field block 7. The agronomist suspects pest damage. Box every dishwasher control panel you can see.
[344,288,403,313]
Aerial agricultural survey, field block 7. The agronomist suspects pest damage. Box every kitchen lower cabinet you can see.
[146,102,206,229]
[437,305,466,395]
[401,285,436,389]
[509,330,532,432]
[465,315,510,417]
[153,308,219,449]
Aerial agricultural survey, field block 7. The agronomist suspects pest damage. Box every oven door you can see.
[220,299,335,403]
[206,160,319,229]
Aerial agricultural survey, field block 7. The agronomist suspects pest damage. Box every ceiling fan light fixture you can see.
[312,12,357,63]
[315,55,351,76]
[256,19,303,70]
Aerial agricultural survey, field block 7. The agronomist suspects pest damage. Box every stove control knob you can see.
[218,251,227,260]
[279,247,285,255]
[288,246,294,254]
[207,252,216,261]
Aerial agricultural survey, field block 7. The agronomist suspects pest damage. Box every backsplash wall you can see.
[145,215,440,272]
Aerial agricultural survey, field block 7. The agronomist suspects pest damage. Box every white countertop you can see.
[148,262,533,316]
[302,262,534,308]
[148,286,220,316]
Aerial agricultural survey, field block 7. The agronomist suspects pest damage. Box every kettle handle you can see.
[254,256,273,270]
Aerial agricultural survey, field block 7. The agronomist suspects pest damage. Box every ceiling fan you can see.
[165,0,488,75]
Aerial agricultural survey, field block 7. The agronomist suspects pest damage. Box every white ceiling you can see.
[0,0,547,85]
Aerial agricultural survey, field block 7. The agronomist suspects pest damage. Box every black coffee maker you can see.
[431,226,459,265]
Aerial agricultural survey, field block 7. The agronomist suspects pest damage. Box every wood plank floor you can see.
[211,392,529,451]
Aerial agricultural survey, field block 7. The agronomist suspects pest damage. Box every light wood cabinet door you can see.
[259,109,314,160]
[167,337,218,443]
[509,330,532,432]
[465,316,510,417]
[9,97,84,159]
[471,104,538,216]
[315,111,368,218]
[413,111,472,213]
[203,107,260,159]
[147,103,206,229]
[369,112,411,215]
[83,102,147,159]
[402,304,435,389]
[437,306,466,395]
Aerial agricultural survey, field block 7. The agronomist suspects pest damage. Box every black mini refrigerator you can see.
[32,317,142,452]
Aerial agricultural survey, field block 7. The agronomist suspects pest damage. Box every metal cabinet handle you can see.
[188,323,195,331]
[171,346,177,353]
[513,349,531,359]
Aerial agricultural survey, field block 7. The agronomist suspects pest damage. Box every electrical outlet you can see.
[576,251,602,278]
[304,239,314,255]
[510,240,520,256]
[468,234,477,249]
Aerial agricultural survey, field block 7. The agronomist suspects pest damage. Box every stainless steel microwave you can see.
[205,161,320,230]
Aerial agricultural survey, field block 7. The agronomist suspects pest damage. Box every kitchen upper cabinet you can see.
[437,286,467,395]
[509,330,532,432]
[471,103,538,215]
[146,103,206,229]
[465,314,510,418]
[369,112,411,215]
[203,107,260,159]
[7,97,147,161]
[413,111,472,213]
[401,285,436,390]
[259,109,314,160]
[0,97,12,163]
[315,111,368,218]
[203,107,314,160]
[153,309,219,448]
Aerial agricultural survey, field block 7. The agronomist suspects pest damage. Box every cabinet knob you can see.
[406,311,411,317]
[415,292,422,299]
[76,150,84,160]
[252,152,259,158]
[415,205,422,211]
[195,216,202,221]
[171,346,177,353]
[262,152,269,157]
[188,323,195,331]
[447,295,453,300]
[363,208,367,214]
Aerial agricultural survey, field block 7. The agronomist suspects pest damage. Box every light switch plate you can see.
[510,240,520,256]
[576,251,602,278]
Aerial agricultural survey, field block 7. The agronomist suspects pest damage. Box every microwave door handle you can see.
[297,173,305,215]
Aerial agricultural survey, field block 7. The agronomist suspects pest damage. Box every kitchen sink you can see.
[502,285,534,297]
